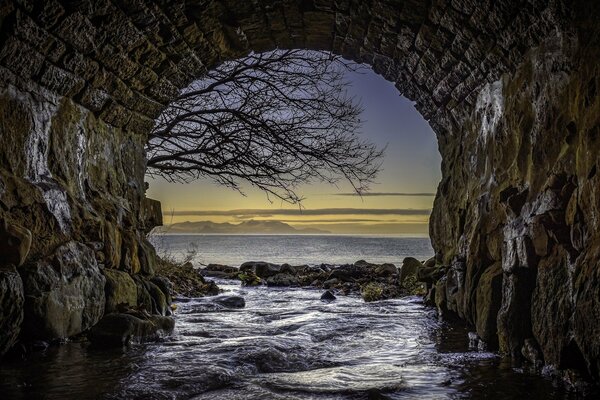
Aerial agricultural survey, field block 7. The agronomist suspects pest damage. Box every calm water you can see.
[150,234,435,266]
[0,235,587,399]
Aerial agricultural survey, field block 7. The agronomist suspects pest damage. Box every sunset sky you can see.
[146,65,441,235]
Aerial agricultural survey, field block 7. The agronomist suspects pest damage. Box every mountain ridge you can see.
[159,220,330,234]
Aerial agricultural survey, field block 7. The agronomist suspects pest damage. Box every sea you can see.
[149,234,434,267]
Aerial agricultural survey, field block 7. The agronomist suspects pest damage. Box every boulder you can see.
[103,269,138,313]
[280,264,307,275]
[88,312,174,347]
[399,257,422,285]
[375,263,398,276]
[201,264,239,279]
[320,290,336,301]
[20,241,106,340]
[212,295,245,308]
[0,220,32,267]
[155,258,221,297]
[239,261,281,278]
[0,266,24,356]
[361,282,385,302]
[327,268,356,282]
[266,273,299,287]
[205,264,237,273]
[323,278,339,288]
[423,256,436,268]
[238,270,262,286]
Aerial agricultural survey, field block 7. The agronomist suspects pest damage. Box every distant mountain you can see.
[161,220,330,234]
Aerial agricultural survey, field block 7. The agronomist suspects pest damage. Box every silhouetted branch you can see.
[146,49,384,203]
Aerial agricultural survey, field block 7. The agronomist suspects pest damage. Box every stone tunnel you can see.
[0,0,599,382]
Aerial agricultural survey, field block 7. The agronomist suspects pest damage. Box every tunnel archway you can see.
[0,0,599,382]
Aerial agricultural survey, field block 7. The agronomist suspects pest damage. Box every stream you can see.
[0,279,584,399]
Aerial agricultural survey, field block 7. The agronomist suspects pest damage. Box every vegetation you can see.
[146,49,383,203]
[155,257,219,298]
[361,282,385,302]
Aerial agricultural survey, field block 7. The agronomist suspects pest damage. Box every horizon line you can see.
[162,208,432,217]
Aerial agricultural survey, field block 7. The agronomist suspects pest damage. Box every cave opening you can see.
[0,1,599,398]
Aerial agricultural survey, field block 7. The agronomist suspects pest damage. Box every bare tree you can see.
[146,49,384,203]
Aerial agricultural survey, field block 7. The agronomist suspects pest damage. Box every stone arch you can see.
[0,0,599,382]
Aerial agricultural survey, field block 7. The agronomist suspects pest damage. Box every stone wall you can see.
[430,3,600,381]
[0,0,598,383]
[0,70,162,349]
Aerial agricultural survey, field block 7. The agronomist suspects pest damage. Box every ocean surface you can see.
[0,235,589,399]
[149,234,435,267]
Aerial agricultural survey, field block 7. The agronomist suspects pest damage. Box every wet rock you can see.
[424,286,436,306]
[434,277,448,314]
[399,257,422,285]
[475,262,503,349]
[31,340,49,352]
[417,265,445,286]
[202,264,238,279]
[0,266,24,356]
[522,338,544,369]
[0,220,32,267]
[20,241,105,340]
[239,261,281,278]
[320,290,336,301]
[327,268,356,283]
[151,276,173,305]
[266,273,299,287]
[374,263,398,276]
[212,295,245,308]
[468,331,483,350]
[103,268,137,313]
[280,263,307,275]
[146,280,169,316]
[423,256,436,268]
[88,312,174,347]
[132,275,153,313]
[497,267,537,358]
[155,257,220,297]
[238,270,262,286]
[361,282,385,302]
[323,278,339,288]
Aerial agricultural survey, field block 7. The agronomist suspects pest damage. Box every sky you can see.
[146,64,441,235]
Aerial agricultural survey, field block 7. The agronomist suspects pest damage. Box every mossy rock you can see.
[155,257,220,297]
[238,271,262,286]
[361,282,385,302]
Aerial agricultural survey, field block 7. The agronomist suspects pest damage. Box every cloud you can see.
[164,208,432,217]
[332,192,436,197]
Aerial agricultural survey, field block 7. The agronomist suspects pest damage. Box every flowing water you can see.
[0,235,589,399]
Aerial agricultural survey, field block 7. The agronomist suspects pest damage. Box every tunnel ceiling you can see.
[0,0,561,136]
